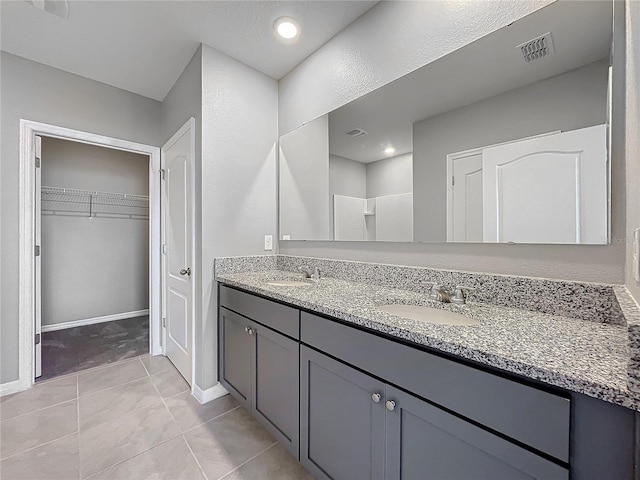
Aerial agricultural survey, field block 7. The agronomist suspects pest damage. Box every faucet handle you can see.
[428,284,441,301]
[312,267,321,280]
[451,285,475,305]
[298,265,311,278]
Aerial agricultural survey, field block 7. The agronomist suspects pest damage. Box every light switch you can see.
[264,234,273,251]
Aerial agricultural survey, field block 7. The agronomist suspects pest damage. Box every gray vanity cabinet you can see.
[301,345,568,480]
[219,307,253,409]
[300,346,386,480]
[384,385,569,480]
[219,304,299,458]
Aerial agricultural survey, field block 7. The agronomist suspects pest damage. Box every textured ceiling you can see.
[0,0,377,101]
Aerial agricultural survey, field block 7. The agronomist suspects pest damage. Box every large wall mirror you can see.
[279,1,613,244]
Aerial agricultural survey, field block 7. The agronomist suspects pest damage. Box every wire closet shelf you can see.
[41,186,149,219]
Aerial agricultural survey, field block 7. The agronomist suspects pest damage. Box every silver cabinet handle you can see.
[371,393,382,403]
[385,400,396,411]
[179,268,191,276]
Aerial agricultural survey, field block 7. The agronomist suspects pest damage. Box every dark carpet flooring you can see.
[38,316,149,381]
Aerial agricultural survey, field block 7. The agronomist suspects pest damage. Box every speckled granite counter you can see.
[216,268,640,411]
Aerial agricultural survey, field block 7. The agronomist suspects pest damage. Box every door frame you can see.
[18,119,162,391]
[445,131,561,242]
[160,117,197,389]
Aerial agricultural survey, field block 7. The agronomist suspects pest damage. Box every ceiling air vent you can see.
[345,128,368,137]
[517,32,555,63]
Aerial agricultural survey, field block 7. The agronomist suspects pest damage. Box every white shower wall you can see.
[40,137,150,328]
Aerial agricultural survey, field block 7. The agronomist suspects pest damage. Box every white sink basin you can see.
[267,280,313,287]
[378,304,479,326]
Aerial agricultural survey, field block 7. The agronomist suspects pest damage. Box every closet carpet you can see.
[39,316,149,381]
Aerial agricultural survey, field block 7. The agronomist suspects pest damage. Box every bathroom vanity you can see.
[216,260,638,480]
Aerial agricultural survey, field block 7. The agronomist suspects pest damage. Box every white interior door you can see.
[482,124,608,244]
[161,119,195,385]
[447,152,483,242]
[34,135,42,378]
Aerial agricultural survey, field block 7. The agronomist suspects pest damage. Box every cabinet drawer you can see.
[220,285,300,338]
[301,312,571,462]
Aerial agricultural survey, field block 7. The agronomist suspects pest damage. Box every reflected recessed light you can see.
[384,147,396,155]
[274,17,300,41]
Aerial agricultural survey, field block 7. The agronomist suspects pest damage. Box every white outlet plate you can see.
[282,234,291,240]
[264,234,273,251]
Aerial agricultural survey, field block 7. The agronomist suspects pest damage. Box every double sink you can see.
[266,278,479,326]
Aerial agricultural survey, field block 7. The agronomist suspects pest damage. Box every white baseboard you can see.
[192,382,229,405]
[0,380,26,397]
[41,309,150,333]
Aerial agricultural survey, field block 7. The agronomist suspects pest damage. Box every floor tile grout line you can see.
[77,373,152,401]
[78,396,165,433]
[0,430,78,463]
[81,434,181,480]
[217,442,279,480]
[182,433,210,480]
[38,354,147,386]
[181,405,243,435]
[79,397,183,478]
[160,385,192,402]
[0,397,78,424]
[139,355,150,376]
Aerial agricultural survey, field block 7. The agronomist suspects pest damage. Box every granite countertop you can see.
[217,270,640,411]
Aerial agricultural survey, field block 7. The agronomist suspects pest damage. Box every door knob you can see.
[385,400,396,411]
[371,393,382,403]
[179,268,191,276]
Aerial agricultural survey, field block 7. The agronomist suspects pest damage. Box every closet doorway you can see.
[36,137,151,380]
[18,120,162,392]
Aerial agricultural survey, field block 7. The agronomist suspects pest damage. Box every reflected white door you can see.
[34,135,42,378]
[161,119,195,384]
[482,124,607,244]
[448,152,483,242]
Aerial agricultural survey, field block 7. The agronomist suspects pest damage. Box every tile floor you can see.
[0,355,312,480]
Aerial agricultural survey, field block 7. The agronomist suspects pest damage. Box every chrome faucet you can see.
[299,266,321,280]
[299,265,312,278]
[429,284,475,305]
[429,284,451,303]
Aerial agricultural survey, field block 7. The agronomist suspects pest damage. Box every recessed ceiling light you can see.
[274,17,300,41]
[384,147,396,155]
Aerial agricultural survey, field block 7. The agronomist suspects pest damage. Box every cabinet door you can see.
[219,307,253,409]
[385,386,568,480]
[300,346,385,480]
[253,324,299,458]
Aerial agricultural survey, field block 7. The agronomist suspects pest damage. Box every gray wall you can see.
[413,59,609,242]
[329,155,366,199]
[625,0,640,301]
[329,154,366,239]
[280,115,330,240]
[200,44,278,390]
[1,52,161,384]
[278,0,625,285]
[366,153,412,198]
[41,137,149,325]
